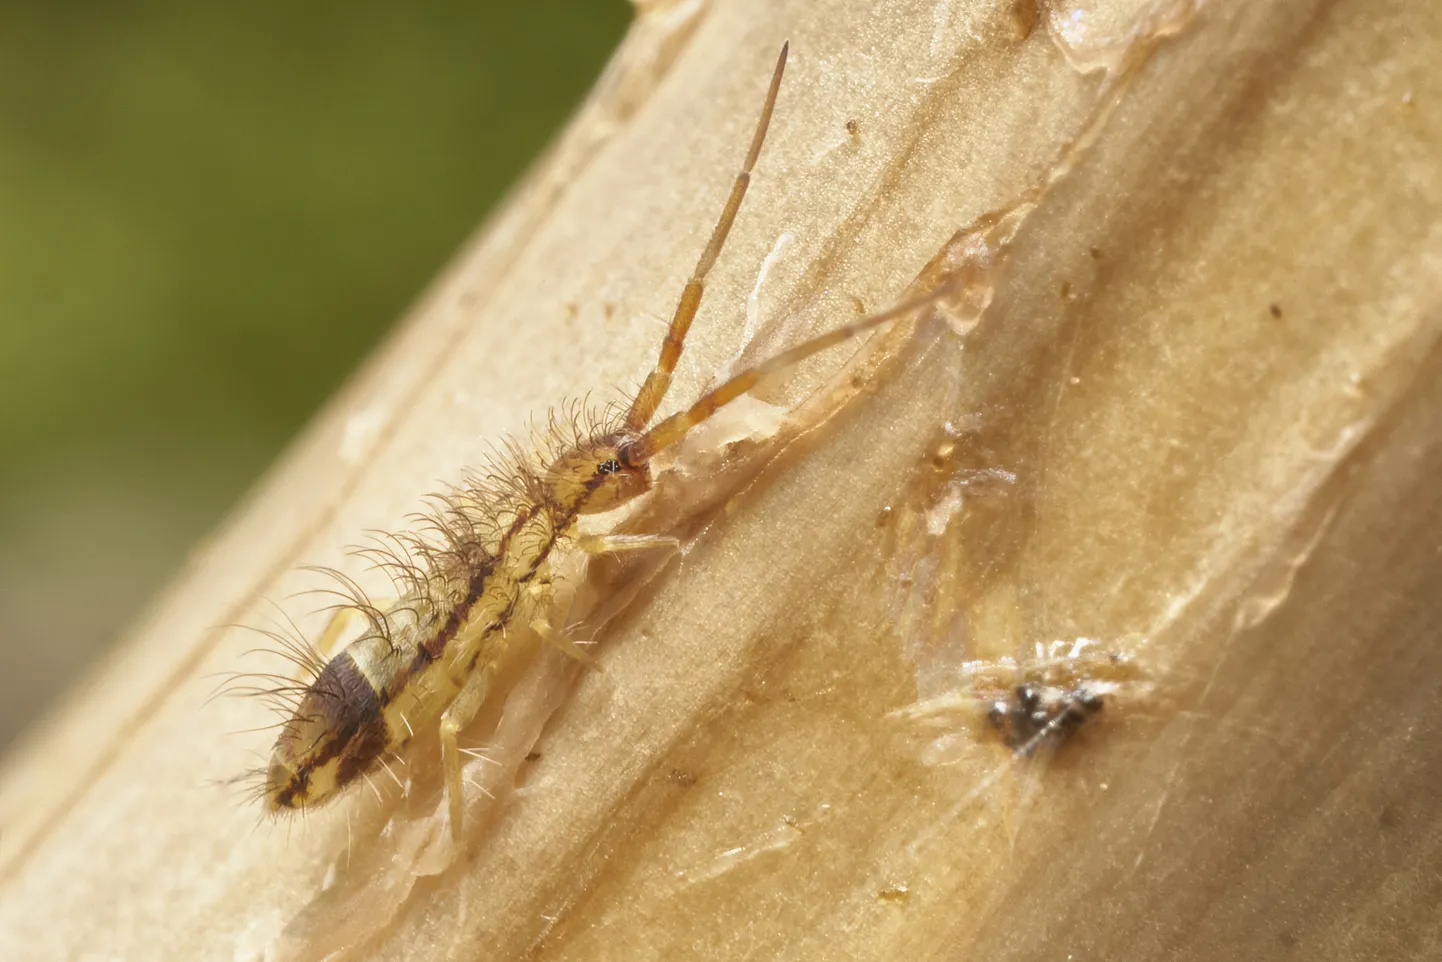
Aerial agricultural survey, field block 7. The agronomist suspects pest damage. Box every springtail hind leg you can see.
[439,665,496,843]
[531,612,597,665]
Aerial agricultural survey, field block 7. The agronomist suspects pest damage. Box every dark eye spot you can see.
[598,459,622,475]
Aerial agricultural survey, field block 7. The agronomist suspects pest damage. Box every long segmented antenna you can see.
[624,42,790,433]
[624,288,946,463]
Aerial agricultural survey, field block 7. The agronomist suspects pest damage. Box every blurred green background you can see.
[0,2,630,751]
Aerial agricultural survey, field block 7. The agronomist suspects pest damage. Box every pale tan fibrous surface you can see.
[2,0,1441,960]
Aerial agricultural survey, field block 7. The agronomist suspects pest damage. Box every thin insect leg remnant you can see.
[233,43,946,843]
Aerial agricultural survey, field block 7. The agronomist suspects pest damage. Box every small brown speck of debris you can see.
[878,883,911,902]
[1011,0,1041,40]
[1089,246,1103,260]
[525,751,542,762]
[845,119,860,136]
[1269,302,1283,319]
[1060,280,1073,301]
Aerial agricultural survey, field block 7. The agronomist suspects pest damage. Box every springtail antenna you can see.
[624,42,791,433]
[624,288,950,464]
